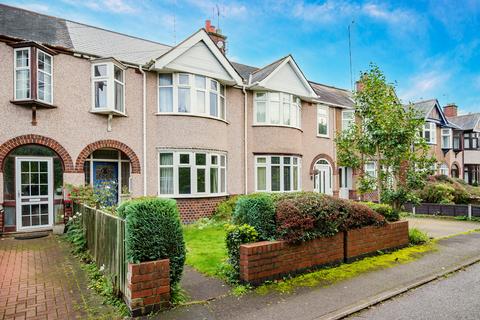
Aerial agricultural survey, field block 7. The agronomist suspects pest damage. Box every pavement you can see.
[406,216,480,238]
[160,219,480,320]
[0,234,116,320]
[348,261,480,320]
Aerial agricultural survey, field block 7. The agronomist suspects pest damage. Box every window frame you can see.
[254,155,301,192]
[364,161,377,178]
[157,73,227,121]
[253,91,302,129]
[158,149,227,198]
[13,47,32,101]
[317,105,329,137]
[439,163,449,176]
[441,128,452,149]
[91,61,126,115]
[341,110,355,131]
[36,50,53,104]
[423,122,437,144]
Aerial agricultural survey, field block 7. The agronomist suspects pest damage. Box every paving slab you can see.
[407,217,480,238]
[180,266,231,301]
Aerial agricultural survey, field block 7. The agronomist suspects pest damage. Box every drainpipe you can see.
[243,85,248,195]
[138,65,147,196]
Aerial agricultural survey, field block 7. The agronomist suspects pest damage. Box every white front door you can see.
[15,157,53,231]
[339,167,353,199]
[314,161,332,195]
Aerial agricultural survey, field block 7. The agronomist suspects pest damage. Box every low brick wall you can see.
[239,221,409,284]
[125,259,170,317]
[239,233,344,284]
[176,196,226,223]
[345,220,409,261]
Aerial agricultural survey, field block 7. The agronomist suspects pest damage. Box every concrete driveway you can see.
[407,217,480,238]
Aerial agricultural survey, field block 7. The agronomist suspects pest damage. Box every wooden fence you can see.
[404,203,480,219]
[75,203,127,296]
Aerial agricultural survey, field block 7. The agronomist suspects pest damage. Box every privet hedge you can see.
[118,198,186,286]
[363,202,399,222]
[225,224,258,277]
[232,193,276,240]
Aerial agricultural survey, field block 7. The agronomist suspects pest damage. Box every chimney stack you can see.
[204,20,227,54]
[443,103,458,117]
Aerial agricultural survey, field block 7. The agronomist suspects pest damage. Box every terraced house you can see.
[0,4,356,233]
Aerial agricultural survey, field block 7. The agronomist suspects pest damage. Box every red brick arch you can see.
[75,140,141,174]
[309,153,336,175]
[0,134,75,172]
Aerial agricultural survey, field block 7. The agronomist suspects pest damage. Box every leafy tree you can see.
[336,64,436,210]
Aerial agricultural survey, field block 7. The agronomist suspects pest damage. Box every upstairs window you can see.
[422,122,436,144]
[254,92,301,128]
[157,73,226,120]
[91,61,125,114]
[342,110,355,131]
[364,161,377,178]
[464,132,479,150]
[13,46,53,104]
[317,105,329,137]
[453,131,462,150]
[441,128,452,149]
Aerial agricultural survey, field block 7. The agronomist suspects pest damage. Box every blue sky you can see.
[5,0,480,113]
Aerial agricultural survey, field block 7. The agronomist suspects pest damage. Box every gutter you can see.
[138,65,147,196]
[243,85,248,194]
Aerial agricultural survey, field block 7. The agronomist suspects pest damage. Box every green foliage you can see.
[409,228,430,245]
[335,64,436,210]
[121,198,186,286]
[417,175,474,204]
[66,183,119,214]
[65,211,86,254]
[213,195,239,221]
[233,193,276,240]
[225,224,258,280]
[418,183,456,204]
[363,202,400,222]
[66,184,96,207]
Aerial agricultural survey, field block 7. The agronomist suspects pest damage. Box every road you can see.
[348,261,480,320]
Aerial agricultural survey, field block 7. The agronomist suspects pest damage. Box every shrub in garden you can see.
[363,202,399,222]
[409,228,430,245]
[120,198,186,286]
[417,183,455,204]
[233,193,276,240]
[225,224,258,278]
[213,195,239,221]
[340,201,385,231]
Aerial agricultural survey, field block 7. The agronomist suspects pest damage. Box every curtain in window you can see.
[210,167,218,193]
[159,154,173,194]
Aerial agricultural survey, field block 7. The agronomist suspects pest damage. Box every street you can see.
[349,262,480,320]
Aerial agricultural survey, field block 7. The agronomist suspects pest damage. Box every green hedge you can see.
[225,224,258,278]
[119,198,186,286]
[232,193,276,240]
[363,202,400,222]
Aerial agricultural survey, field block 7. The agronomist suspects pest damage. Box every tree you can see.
[336,64,436,210]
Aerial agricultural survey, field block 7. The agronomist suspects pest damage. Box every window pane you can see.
[115,82,124,112]
[283,165,291,191]
[178,167,191,194]
[197,168,206,192]
[210,167,218,193]
[210,80,218,91]
[196,90,206,113]
[293,166,298,190]
[180,154,190,164]
[160,167,173,194]
[114,66,123,82]
[16,70,30,99]
[94,81,107,108]
[211,155,218,165]
[220,155,226,166]
[179,74,189,85]
[159,73,173,86]
[271,156,280,164]
[160,153,173,165]
[159,87,173,112]
[257,167,266,190]
[256,101,266,122]
[38,72,52,103]
[38,52,52,73]
[220,84,225,96]
[256,157,266,164]
[283,103,290,125]
[195,75,206,89]
[270,101,280,124]
[178,88,190,112]
[121,162,130,192]
[210,92,218,117]
[93,149,118,159]
[16,49,29,67]
[196,153,206,165]
[220,96,225,119]
[271,166,280,191]
[220,168,226,192]
[94,65,107,77]
[256,92,266,100]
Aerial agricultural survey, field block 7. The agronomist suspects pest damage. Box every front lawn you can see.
[183,222,227,277]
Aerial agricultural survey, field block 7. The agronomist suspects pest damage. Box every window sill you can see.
[155,112,229,124]
[252,124,303,132]
[316,134,330,139]
[11,99,57,109]
[157,193,228,199]
[90,108,127,117]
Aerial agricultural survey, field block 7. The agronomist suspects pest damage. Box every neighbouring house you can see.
[0,4,355,233]
[446,104,480,185]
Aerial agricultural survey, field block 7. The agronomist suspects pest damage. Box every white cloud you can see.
[400,71,451,102]
[62,0,138,14]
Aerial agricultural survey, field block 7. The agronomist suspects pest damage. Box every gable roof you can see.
[249,56,288,83]
[230,62,258,80]
[309,81,353,108]
[448,113,480,131]
[411,98,460,129]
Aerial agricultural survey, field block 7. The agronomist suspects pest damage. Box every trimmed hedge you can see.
[225,224,258,277]
[363,202,400,222]
[232,193,276,240]
[119,198,186,286]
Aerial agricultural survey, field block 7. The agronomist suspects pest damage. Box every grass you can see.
[183,221,227,277]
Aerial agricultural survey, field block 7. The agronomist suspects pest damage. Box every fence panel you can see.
[405,203,469,217]
[75,203,127,295]
[472,205,480,218]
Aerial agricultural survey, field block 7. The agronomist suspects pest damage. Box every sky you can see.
[4,0,480,113]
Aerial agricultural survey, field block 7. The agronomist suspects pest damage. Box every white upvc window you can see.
[254,92,301,128]
[439,163,449,176]
[37,50,53,104]
[91,61,125,114]
[441,128,452,149]
[317,105,329,137]
[158,150,227,197]
[14,48,31,100]
[423,122,437,144]
[364,161,377,178]
[342,110,355,131]
[255,155,301,192]
[157,73,226,120]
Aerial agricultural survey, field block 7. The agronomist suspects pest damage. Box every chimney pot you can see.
[444,103,458,117]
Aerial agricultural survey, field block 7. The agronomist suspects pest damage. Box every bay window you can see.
[157,73,226,120]
[159,150,227,197]
[342,110,355,131]
[254,92,301,128]
[464,132,479,150]
[255,155,301,192]
[37,51,53,104]
[14,48,30,100]
[441,128,452,149]
[422,122,437,144]
[317,105,329,137]
[91,61,125,114]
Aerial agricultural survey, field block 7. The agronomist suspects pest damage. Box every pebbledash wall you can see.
[239,221,409,284]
